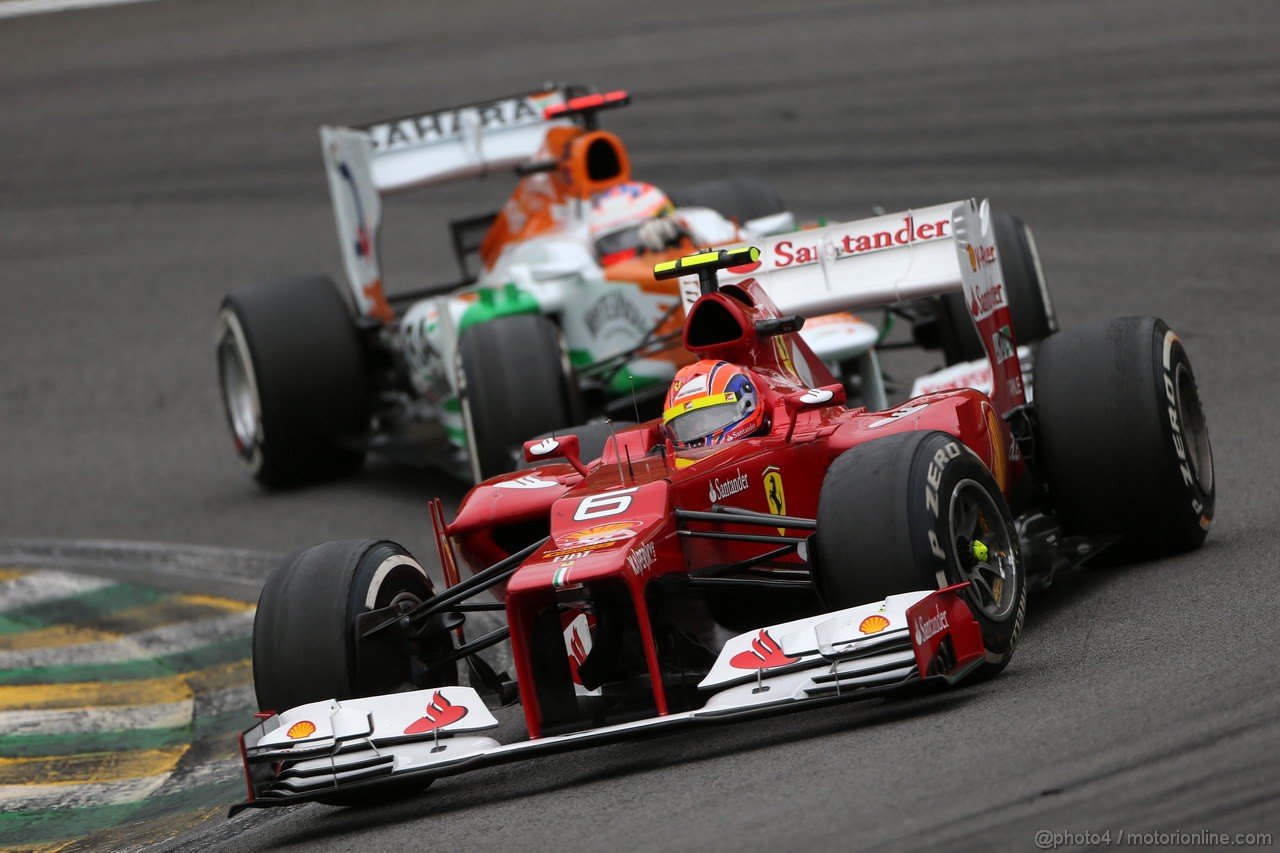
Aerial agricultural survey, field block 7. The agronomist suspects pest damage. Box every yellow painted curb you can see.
[0,659,252,712]
[0,746,188,785]
[0,624,117,653]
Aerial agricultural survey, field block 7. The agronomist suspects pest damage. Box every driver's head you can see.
[589,181,674,263]
[663,360,768,448]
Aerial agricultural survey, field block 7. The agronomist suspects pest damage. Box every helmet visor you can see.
[594,224,643,261]
[663,394,744,445]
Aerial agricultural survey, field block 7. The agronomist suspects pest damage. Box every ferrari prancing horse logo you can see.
[763,467,786,534]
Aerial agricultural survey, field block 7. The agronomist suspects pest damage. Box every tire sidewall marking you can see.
[924,440,963,560]
[1159,328,1212,527]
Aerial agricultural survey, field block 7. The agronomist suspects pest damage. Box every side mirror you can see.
[523,434,588,476]
[783,384,846,441]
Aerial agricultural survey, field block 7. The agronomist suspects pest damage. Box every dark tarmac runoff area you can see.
[1,0,1278,850]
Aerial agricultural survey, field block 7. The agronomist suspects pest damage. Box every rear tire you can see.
[1034,316,1214,555]
[217,275,369,489]
[814,431,1026,676]
[252,539,455,714]
[458,314,583,481]
[668,176,785,223]
[937,212,1056,365]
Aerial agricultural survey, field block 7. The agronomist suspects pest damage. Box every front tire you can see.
[457,314,583,481]
[1034,316,1214,555]
[814,431,1026,675]
[252,539,455,714]
[217,275,369,489]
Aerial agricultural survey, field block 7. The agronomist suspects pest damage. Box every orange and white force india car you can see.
[232,199,1214,813]
[215,85,1056,486]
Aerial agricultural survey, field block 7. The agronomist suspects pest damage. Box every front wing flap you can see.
[233,586,983,814]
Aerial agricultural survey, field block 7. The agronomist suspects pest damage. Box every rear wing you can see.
[678,199,1027,414]
[320,87,578,320]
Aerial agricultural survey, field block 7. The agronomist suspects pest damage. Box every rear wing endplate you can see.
[320,87,577,320]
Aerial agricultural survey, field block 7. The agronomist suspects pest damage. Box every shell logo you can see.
[286,720,317,739]
[859,615,890,635]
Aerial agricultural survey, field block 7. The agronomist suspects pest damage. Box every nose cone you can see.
[508,479,672,594]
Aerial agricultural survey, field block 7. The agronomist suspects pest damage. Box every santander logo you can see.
[708,469,749,503]
[968,280,1006,320]
[913,609,950,645]
[403,691,468,735]
[730,629,799,670]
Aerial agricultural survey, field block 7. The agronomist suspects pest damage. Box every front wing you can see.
[231,585,982,814]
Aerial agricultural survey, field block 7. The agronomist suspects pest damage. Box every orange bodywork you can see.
[477,123,710,372]
[479,128,635,269]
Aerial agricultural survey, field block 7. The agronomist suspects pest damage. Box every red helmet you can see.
[663,360,768,447]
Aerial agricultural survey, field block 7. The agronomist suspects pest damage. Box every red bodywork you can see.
[445,277,1025,738]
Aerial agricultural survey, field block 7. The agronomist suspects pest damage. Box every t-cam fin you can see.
[654,246,761,296]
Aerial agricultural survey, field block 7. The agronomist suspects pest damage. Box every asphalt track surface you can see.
[2,0,1278,850]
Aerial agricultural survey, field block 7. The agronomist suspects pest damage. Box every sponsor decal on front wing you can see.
[403,691,468,735]
[729,630,800,670]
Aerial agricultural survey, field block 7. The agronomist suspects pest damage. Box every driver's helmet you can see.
[589,181,674,264]
[663,360,768,448]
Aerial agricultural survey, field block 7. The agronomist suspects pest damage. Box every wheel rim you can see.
[358,556,444,695]
[216,313,260,460]
[1175,362,1214,494]
[947,478,1019,621]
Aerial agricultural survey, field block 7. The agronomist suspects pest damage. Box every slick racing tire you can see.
[814,430,1026,677]
[1034,316,1214,555]
[937,212,1056,365]
[217,274,369,489]
[458,314,583,482]
[668,176,785,224]
[252,539,456,715]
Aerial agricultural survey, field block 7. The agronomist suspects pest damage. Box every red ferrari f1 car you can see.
[232,200,1213,812]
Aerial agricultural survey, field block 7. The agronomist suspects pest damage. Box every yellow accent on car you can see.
[652,246,761,279]
[662,392,736,424]
[684,250,721,266]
